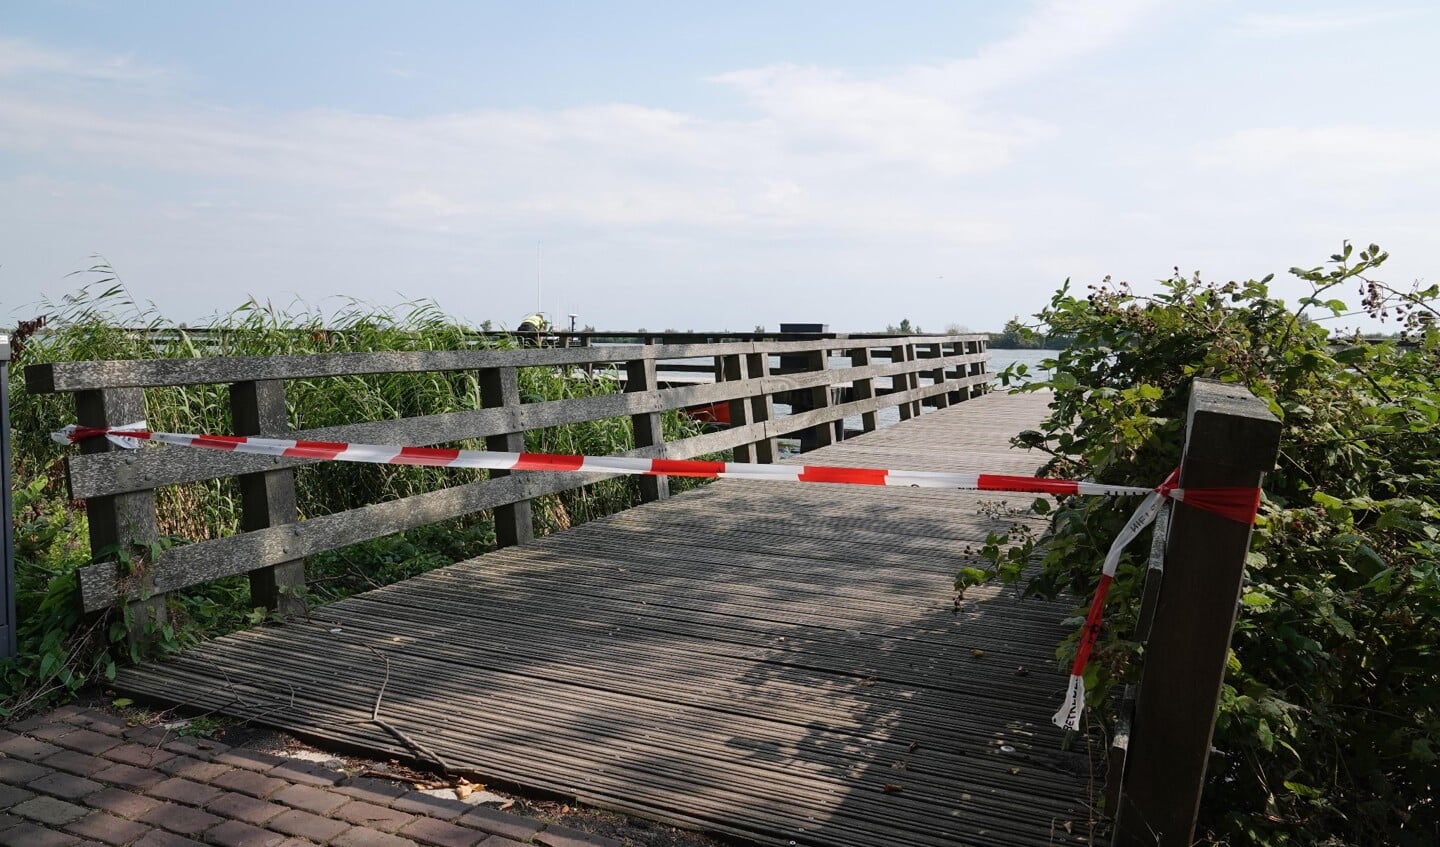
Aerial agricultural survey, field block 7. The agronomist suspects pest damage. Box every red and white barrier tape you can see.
[54,422,1261,730]
[53,423,1156,495]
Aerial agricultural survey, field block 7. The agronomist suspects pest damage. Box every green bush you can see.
[1002,244,1438,844]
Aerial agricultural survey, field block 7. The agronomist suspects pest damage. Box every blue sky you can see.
[2,1,1437,332]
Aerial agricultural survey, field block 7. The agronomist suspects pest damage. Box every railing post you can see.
[743,351,778,463]
[232,380,306,616]
[924,342,949,409]
[849,346,878,433]
[626,357,669,502]
[722,353,760,464]
[0,334,15,658]
[1115,379,1281,846]
[800,348,835,452]
[75,386,163,647]
[479,367,535,547]
[890,343,918,420]
[972,338,989,397]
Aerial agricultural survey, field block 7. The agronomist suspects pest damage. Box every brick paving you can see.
[0,707,622,847]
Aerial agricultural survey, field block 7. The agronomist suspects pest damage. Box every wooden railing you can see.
[25,333,989,635]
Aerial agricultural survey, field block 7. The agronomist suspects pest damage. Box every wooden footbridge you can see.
[26,331,1280,846]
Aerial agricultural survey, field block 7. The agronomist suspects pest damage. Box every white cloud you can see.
[0,36,170,83]
[1236,9,1426,36]
[1203,126,1440,176]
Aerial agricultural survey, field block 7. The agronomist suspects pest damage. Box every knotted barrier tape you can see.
[54,422,1262,730]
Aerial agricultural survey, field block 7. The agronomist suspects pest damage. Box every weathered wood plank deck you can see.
[117,391,1105,846]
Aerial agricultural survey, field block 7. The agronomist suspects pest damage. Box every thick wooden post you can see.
[479,367,534,547]
[232,380,305,617]
[75,387,163,646]
[801,349,835,452]
[891,343,919,420]
[924,342,949,409]
[850,347,878,433]
[626,357,669,502]
[1115,380,1281,846]
[722,354,757,463]
[744,352,778,463]
[971,339,989,397]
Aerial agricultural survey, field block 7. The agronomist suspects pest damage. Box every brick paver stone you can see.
[205,792,284,825]
[65,810,153,846]
[266,760,343,787]
[158,757,231,783]
[0,786,32,812]
[208,770,284,800]
[119,728,170,747]
[533,825,625,847]
[29,722,82,743]
[31,771,106,801]
[331,828,419,847]
[0,820,83,847]
[11,794,91,826]
[335,800,415,832]
[398,816,486,847]
[457,807,542,842]
[161,738,230,760]
[0,734,63,761]
[103,745,175,769]
[69,712,129,737]
[132,829,207,847]
[269,784,347,815]
[85,788,164,821]
[93,763,167,792]
[54,729,123,756]
[211,751,284,773]
[0,756,53,784]
[137,803,224,837]
[476,838,526,847]
[390,793,469,821]
[147,777,221,807]
[203,820,286,847]
[334,778,408,806]
[44,749,115,778]
[267,808,351,842]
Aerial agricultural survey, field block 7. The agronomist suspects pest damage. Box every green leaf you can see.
[1050,371,1079,391]
[1256,718,1274,752]
[1363,568,1394,592]
[1412,739,1437,763]
[112,698,134,709]
[1241,592,1274,607]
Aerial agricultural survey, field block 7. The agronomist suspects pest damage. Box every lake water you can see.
[988,348,1061,384]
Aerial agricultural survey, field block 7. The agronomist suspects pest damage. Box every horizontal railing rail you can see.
[25,334,989,629]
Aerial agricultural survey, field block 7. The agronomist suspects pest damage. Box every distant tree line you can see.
[987,317,1074,349]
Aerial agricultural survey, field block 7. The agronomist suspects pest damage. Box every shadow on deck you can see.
[117,392,1107,847]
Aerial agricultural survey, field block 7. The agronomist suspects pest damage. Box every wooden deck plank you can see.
[116,390,1107,846]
